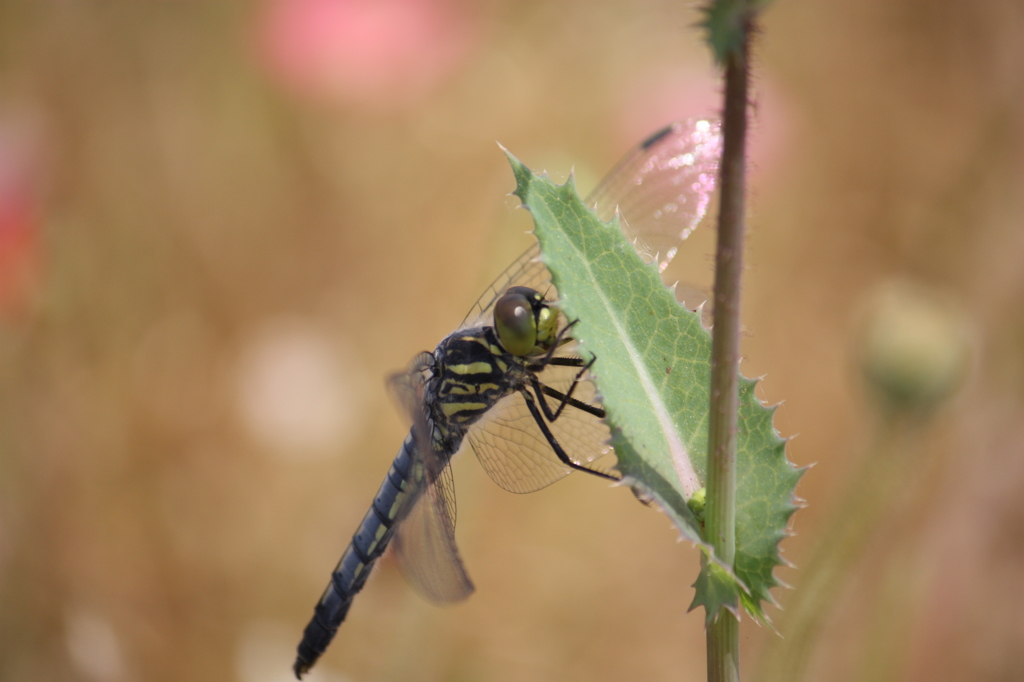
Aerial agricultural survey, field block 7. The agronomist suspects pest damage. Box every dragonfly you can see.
[293,119,722,678]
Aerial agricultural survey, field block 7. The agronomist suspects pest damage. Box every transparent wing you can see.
[469,356,613,493]
[386,356,474,604]
[459,245,546,329]
[587,118,722,271]
[460,119,721,493]
[390,462,474,603]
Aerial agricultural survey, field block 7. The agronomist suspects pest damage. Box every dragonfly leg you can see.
[530,356,602,421]
[544,356,588,367]
[536,381,605,419]
[520,389,620,483]
[526,354,589,374]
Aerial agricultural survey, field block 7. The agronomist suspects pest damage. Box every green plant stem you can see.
[705,10,751,682]
[708,611,741,681]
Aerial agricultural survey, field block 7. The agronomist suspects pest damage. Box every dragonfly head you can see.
[494,286,559,357]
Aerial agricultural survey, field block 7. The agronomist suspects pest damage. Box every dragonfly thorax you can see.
[425,324,536,455]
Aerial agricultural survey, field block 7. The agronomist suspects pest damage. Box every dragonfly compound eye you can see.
[494,290,537,356]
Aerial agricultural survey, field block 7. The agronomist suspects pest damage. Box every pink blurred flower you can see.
[0,120,43,318]
[257,0,479,109]
[616,69,721,147]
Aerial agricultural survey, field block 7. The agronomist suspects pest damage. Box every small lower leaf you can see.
[691,558,742,624]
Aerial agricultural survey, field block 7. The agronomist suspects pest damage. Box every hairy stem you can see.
[705,9,752,682]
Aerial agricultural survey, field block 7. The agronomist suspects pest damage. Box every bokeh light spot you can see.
[234,318,366,461]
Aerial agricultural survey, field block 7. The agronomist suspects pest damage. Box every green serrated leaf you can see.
[505,150,801,624]
[691,558,742,623]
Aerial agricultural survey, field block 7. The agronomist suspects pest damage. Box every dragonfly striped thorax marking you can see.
[293,119,722,678]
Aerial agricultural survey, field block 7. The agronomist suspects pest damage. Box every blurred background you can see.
[1,1,1023,681]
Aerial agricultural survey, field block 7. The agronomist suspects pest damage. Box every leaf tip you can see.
[500,144,533,204]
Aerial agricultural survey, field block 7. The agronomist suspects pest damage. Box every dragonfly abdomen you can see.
[293,432,416,678]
